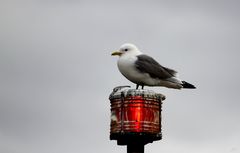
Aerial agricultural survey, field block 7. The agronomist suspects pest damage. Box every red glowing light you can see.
[110,94,160,133]
[110,88,164,144]
[135,106,142,132]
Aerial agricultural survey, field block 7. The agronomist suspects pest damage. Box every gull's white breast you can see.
[117,55,160,86]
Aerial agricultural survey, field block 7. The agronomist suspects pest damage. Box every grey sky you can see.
[0,0,239,153]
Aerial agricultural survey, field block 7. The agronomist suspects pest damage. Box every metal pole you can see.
[127,143,144,153]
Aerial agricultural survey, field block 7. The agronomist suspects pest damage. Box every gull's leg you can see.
[136,84,139,89]
[141,85,144,89]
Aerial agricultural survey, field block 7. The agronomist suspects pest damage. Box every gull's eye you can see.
[124,48,128,52]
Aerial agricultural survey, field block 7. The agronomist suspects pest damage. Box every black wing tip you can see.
[182,81,196,89]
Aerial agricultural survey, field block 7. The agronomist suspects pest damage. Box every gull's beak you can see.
[111,51,122,56]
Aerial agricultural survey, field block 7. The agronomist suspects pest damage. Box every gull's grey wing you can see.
[135,54,177,79]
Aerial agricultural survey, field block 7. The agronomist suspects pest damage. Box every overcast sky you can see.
[0,0,240,153]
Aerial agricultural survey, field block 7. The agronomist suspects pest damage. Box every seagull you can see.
[111,43,196,90]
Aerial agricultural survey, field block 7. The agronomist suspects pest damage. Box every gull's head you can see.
[111,43,142,57]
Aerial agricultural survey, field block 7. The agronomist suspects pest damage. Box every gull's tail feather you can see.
[182,81,196,89]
